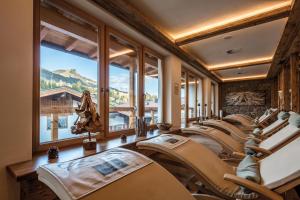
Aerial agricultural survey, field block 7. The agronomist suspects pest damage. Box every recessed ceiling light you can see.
[223,35,232,40]
[226,48,241,55]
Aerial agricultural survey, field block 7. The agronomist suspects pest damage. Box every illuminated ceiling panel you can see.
[216,63,270,78]
[183,18,287,67]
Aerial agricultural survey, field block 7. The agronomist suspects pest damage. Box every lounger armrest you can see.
[246,137,262,143]
[242,126,255,132]
[232,152,246,159]
[245,145,272,155]
[223,174,283,200]
[250,124,259,128]
[192,194,223,200]
[231,152,260,161]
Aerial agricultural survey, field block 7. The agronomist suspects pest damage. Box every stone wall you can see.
[220,79,277,118]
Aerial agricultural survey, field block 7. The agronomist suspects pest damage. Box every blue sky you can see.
[41,45,158,96]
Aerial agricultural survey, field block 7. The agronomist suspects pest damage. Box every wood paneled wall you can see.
[277,54,300,112]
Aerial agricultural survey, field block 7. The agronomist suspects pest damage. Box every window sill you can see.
[7,128,180,181]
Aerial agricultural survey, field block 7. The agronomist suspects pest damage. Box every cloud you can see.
[110,75,130,92]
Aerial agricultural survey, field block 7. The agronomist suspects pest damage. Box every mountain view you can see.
[40,68,98,95]
[40,68,158,107]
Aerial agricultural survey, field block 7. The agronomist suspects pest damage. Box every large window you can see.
[181,68,205,125]
[181,71,187,127]
[144,51,162,126]
[34,1,164,151]
[211,83,216,116]
[39,4,99,144]
[108,34,138,132]
[188,75,197,119]
[197,78,204,119]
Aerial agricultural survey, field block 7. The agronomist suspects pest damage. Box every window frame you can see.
[181,67,205,126]
[143,47,165,128]
[211,83,216,117]
[105,27,142,137]
[187,74,197,121]
[33,0,165,152]
[196,77,204,120]
[33,0,107,152]
[180,68,188,127]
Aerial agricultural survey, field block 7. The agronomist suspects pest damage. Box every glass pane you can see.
[188,75,196,118]
[197,78,203,118]
[109,35,138,132]
[144,52,162,125]
[39,12,99,143]
[211,83,215,116]
[181,71,186,127]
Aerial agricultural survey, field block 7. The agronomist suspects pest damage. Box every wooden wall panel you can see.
[271,77,278,108]
[290,54,300,112]
[282,64,290,111]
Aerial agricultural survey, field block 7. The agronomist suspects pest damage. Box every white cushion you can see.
[260,137,300,189]
[258,108,278,123]
[288,113,300,128]
[261,119,285,135]
[258,111,269,123]
[259,124,300,150]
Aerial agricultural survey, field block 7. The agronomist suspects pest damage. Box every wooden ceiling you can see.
[90,0,293,82]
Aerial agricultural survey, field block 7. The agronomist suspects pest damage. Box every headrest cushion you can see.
[244,139,259,156]
[288,113,300,128]
[237,155,261,194]
[277,111,290,120]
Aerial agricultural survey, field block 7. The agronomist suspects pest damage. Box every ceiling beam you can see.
[268,0,300,78]
[175,5,290,46]
[40,6,97,45]
[145,66,158,75]
[40,26,49,41]
[222,74,267,82]
[41,6,133,54]
[91,0,220,82]
[209,58,273,71]
[65,38,79,51]
[88,48,98,58]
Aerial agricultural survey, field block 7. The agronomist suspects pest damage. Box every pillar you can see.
[164,55,181,128]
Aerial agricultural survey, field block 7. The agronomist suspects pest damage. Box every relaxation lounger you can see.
[137,134,300,200]
[203,111,289,143]
[37,148,203,200]
[224,108,279,129]
[182,126,244,155]
[182,113,300,157]
[202,119,249,143]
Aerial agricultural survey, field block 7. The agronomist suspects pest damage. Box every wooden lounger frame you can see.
[138,139,300,200]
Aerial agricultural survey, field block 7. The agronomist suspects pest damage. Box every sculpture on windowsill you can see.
[71,90,101,150]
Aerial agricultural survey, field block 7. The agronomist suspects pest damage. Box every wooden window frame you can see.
[197,77,204,120]
[33,0,106,152]
[181,67,205,125]
[187,74,197,122]
[211,83,217,117]
[143,47,165,128]
[180,68,188,126]
[33,0,165,152]
[105,27,142,138]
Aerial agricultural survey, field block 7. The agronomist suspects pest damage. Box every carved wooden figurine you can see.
[71,90,101,150]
